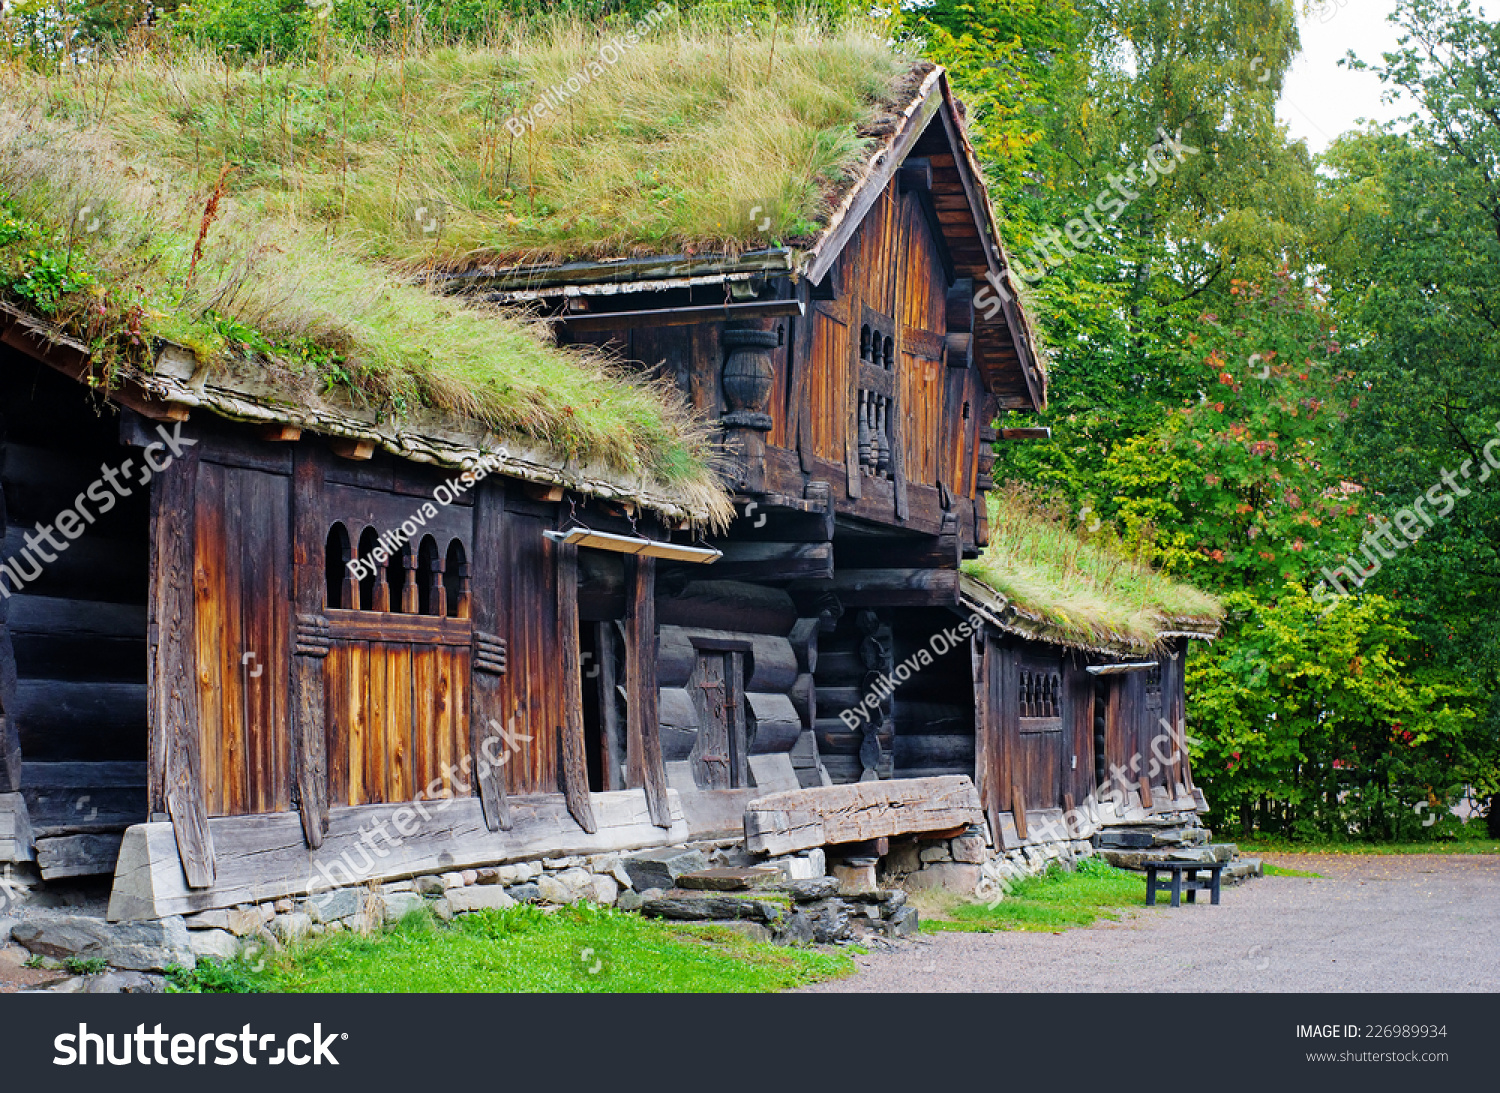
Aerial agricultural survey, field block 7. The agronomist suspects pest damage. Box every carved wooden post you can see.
[719,323,778,493]
[625,555,671,828]
[150,443,214,888]
[291,446,330,848]
[468,479,511,831]
[557,540,596,834]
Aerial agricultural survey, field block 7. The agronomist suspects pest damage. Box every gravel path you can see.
[803,854,1500,993]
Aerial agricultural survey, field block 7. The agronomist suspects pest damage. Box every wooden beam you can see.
[110,381,190,423]
[524,482,565,503]
[999,427,1052,441]
[260,424,302,442]
[557,542,597,834]
[106,790,692,921]
[556,298,802,332]
[712,541,833,582]
[898,158,933,193]
[328,438,375,461]
[817,567,959,608]
[1011,784,1028,840]
[743,775,983,856]
[149,443,214,888]
[468,481,512,831]
[626,556,672,828]
[290,447,329,849]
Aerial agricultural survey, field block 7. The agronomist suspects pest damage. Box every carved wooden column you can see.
[149,443,214,888]
[291,446,330,848]
[719,323,779,493]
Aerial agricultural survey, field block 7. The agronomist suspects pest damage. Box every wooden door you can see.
[687,651,747,789]
[194,461,292,817]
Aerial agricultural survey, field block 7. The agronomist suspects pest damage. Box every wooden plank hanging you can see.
[468,481,512,831]
[150,443,214,888]
[557,541,597,834]
[625,556,672,828]
[290,446,330,848]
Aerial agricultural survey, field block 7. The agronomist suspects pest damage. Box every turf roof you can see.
[0,15,924,519]
[963,486,1223,652]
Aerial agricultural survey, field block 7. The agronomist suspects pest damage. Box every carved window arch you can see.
[325,522,352,609]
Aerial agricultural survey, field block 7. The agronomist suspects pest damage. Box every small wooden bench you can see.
[1144,860,1224,907]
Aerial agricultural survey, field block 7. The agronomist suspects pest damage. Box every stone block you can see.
[1210,843,1238,863]
[903,863,981,895]
[535,874,574,904]
[381,891,426,924]
[303,887,361,924]
[227,907,265,937]
[616,890,644,912]
[430,898,454,922]
[783,877,840,902]
[270,913,313,944]
[641,894,786,924]
[441,872,465,889]
[587,875,619,906]
[919,844,952,863]
[184,910,230,931]
[709,921,771,943]
[505,882,540,903]
[677,866,782,891]
[447,886,517,914]
[831,860,878,896]
[950,835,987,864]
[11,915,195,973]
[415,875,446,896]
[460,869,478,886]
[623,847,708,892]
[476,867,503,886]
[189,928,240,961]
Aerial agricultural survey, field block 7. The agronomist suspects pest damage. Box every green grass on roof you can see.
[964,484,1223,648]
[0,13,918,517]
[19,15,914,269]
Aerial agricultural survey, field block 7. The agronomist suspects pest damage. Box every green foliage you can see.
[62,956,109,975]
[172,903,852,993]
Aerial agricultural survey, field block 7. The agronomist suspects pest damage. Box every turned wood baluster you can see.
[401,547,420,614]
[455,559,472,619]
[428,556,446,617]
[373,553,391,613]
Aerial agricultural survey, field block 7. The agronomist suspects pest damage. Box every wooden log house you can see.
[0,63,1218,918]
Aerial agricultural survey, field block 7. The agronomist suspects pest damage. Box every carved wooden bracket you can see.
[294,613,331,658]
[719,325,778,432]
[474,631,508,675]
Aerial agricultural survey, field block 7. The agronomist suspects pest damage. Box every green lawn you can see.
[1262,863,1324,878]
[918,859,1152,934]
[1239,839,1500,856]
[169,904,853,994]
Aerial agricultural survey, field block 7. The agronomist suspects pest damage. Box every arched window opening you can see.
[417,535,442,616]
[325,522,351,609]
[445,539,470,619]
[357,527,379,611]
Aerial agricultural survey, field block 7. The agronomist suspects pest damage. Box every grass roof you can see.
[0,13,918,519]
[963,485,1223,650]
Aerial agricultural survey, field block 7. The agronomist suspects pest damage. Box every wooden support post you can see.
[468,481,512,831]
[150,444,214,888]
[625,556,672,828]
[1139,775,1154,812]
[1011,783,1028,841]
[557,541,597,834]
[0,417,19,795]
[290,447,330,849]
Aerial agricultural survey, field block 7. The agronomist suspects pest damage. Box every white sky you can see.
[1279,0,1412,152]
